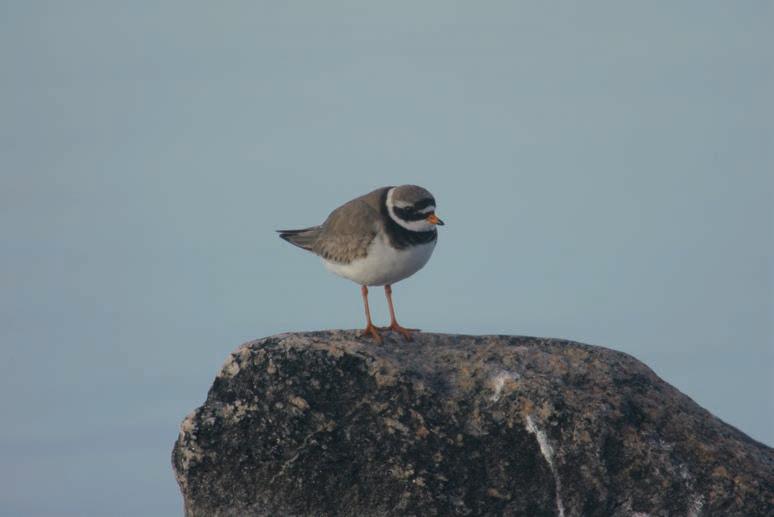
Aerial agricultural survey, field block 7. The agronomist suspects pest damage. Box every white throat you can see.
[386,187,436,232]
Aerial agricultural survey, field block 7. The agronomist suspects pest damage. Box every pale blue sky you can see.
[1,2,772,516]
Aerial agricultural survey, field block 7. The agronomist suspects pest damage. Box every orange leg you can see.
[360,285,382,342]
[382,284,418,341]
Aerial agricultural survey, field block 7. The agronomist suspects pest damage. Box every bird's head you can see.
[386,185,444,232]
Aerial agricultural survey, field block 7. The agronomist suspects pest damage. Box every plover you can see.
[278,185,444,342]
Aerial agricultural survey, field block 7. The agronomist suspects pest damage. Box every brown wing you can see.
[277,226,322,251]
[312,191,385,264]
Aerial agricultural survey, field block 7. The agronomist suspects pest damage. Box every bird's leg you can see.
[360,285,382,342]
[382,284,418,341]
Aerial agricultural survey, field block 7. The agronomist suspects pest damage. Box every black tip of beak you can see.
[436,218,445,226]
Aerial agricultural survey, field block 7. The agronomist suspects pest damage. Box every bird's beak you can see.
[426,213,445,226]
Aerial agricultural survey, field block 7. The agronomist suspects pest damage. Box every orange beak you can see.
[426,213,445,226]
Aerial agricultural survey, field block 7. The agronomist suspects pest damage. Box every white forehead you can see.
[388,187,436,212]
[393,201,436,212]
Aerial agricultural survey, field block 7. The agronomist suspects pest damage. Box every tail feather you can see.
[277,226,320,252]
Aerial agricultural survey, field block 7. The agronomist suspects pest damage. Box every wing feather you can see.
[312,199,379,264]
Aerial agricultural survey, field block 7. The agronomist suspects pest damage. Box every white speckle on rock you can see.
[384,417,410,435]
[688,494,704,517]
[177,410,205,486]
[489,370,520,402]
[289,395,310,411]
[525,414,565,517]
[676,463,704,517]
[220,358,240,378]
[180,410,198,435]
[219,346,252,379]
[525,414,554,468]
[218,399,256,421]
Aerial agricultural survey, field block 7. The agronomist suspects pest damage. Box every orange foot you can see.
[380,322,419,341]
[361,323,383,343]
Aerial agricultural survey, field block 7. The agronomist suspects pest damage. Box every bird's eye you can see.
[413,198,435,211]
[394,206,426,222]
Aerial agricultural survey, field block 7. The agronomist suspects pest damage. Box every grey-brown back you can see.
[278,187,390,264]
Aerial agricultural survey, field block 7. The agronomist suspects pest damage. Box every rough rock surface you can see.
[172,331,773,516]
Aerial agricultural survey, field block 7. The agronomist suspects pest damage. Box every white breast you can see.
[323,234,436,286]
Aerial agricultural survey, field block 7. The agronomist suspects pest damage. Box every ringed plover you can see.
[278,185,444,342]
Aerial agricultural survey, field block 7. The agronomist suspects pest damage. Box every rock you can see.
[172,331,773,516]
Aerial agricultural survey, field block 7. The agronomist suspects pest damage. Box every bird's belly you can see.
[323,237,436,286]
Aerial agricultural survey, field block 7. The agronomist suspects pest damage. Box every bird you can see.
[277,185,444,342]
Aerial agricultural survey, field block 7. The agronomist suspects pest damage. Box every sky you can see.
[1,2,772,516]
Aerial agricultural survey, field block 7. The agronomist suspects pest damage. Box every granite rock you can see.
[172,331,773,516]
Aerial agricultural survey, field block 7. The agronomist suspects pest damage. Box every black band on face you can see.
[413,198,436,211]
[393,206,429,222]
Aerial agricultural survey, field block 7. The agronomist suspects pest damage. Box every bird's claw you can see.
[362,323,383,343]
[380,323,419,341]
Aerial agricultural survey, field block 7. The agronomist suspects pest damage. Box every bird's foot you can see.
[381,322,419,341]
[361,323,383,343]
